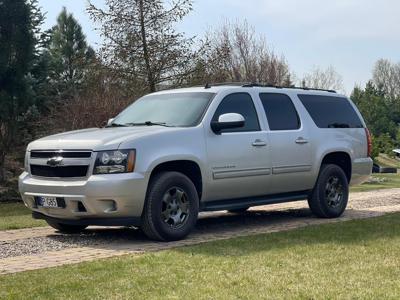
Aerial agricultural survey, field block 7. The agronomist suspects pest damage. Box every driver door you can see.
[205,92,272,201]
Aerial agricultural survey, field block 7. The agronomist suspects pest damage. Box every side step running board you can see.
[200,191,310,212]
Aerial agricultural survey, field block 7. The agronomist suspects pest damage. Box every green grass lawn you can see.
[0,202,46,230]
[350,173,400,193]
[1,213,400,299]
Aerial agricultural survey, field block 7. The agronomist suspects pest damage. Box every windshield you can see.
[112,92,215,127]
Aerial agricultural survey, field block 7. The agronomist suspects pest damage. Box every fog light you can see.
[98,200,117,213]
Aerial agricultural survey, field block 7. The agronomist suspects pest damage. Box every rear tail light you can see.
[365,128,372,157]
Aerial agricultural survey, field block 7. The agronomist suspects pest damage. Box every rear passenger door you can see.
[259,93,314,194]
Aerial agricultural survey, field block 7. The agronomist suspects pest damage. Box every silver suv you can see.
[19,84,373,241]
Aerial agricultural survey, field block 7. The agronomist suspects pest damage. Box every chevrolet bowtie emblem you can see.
[46,156,63,167]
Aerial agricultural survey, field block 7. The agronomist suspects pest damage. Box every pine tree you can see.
[48,7,94,99]
[351,82,397,138]
[0,0,36,182]
[87,0,194,93]
[29,0,50,111]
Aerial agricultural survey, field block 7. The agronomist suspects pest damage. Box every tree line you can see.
[0,0,399,185]
[352,59,400,158]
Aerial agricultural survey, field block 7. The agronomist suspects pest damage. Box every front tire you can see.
[308,164,349,218]
[46,221,87,233]
[141,172,199,241]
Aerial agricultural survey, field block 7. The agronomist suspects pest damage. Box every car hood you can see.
[27,126,171,151]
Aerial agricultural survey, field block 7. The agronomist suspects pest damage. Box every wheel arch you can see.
[320,151,352,183]
[148,159,203,200]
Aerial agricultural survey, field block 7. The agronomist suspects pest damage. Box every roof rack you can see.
[204,82,336,93]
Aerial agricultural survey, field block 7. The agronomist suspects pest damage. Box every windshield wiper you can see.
[327,123,350,128]
[105,123,127,128]
[125,121,174,127]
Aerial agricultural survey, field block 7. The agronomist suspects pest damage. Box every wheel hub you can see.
[325,176,344,208]
[161,187,189,228]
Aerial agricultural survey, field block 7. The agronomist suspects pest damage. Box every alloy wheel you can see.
[325,176,344,208]
[161,187,190,228]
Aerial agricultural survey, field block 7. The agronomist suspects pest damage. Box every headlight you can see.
[93,150,136,174]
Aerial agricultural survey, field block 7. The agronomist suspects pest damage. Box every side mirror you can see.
[211,113,245,134]
[107,118,115,126]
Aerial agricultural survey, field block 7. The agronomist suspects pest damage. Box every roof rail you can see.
[242,83,336,93]
[204,82,247,89]
[203,82,337,93]
[242,83,283,89]
[286,86,337,93]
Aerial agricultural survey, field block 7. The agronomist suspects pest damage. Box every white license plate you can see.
[38,197,59,208]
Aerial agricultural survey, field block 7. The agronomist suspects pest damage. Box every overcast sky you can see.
[38,0,400,94]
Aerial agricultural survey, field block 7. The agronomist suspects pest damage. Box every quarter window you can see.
[298,95,363,128]
[212,93,260,133]
[259,93,300,130]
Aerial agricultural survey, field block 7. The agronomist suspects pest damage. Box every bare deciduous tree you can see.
[373,59,400,100]
[44,61,136,133]
[372,59,400,123]
[301,66,344,92]
[87,0,195,93]
[190,21,292,86]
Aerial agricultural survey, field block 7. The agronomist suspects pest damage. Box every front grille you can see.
[31,151,91,158]
[29,150,92,178]
[30,165,88,178]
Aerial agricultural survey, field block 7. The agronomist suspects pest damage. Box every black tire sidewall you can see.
[145,172,199,241]
[315,164,349,218]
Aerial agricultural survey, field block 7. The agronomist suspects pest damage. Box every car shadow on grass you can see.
[45,206,312,242]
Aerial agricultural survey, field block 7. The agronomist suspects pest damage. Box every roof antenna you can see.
[204,83,211,89]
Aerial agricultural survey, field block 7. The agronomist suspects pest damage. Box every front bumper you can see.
[32,211,141,227]
[19,171,148,224]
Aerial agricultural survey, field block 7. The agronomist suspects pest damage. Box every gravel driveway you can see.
[1,188,400,274]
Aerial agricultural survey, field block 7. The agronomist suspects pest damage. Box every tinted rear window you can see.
[298,95,363,128]
[259,93,300,130]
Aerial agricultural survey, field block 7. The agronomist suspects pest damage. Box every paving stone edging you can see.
[1,203,400,275]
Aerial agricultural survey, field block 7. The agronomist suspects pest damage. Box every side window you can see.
[298,94,364,128]
[259,93,300,130]
[212,93,260,133]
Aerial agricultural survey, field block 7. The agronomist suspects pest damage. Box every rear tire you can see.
[308,164,349,218]
[46,221,87,233]
[141,171,199,241]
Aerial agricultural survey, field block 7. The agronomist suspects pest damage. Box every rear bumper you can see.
[19,171,148,222]
[350,157,373,186]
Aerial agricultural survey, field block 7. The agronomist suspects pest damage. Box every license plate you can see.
[37,196,59,208]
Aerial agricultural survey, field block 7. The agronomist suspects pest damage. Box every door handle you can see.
[295,137,309,144]
[252,139,267,147]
